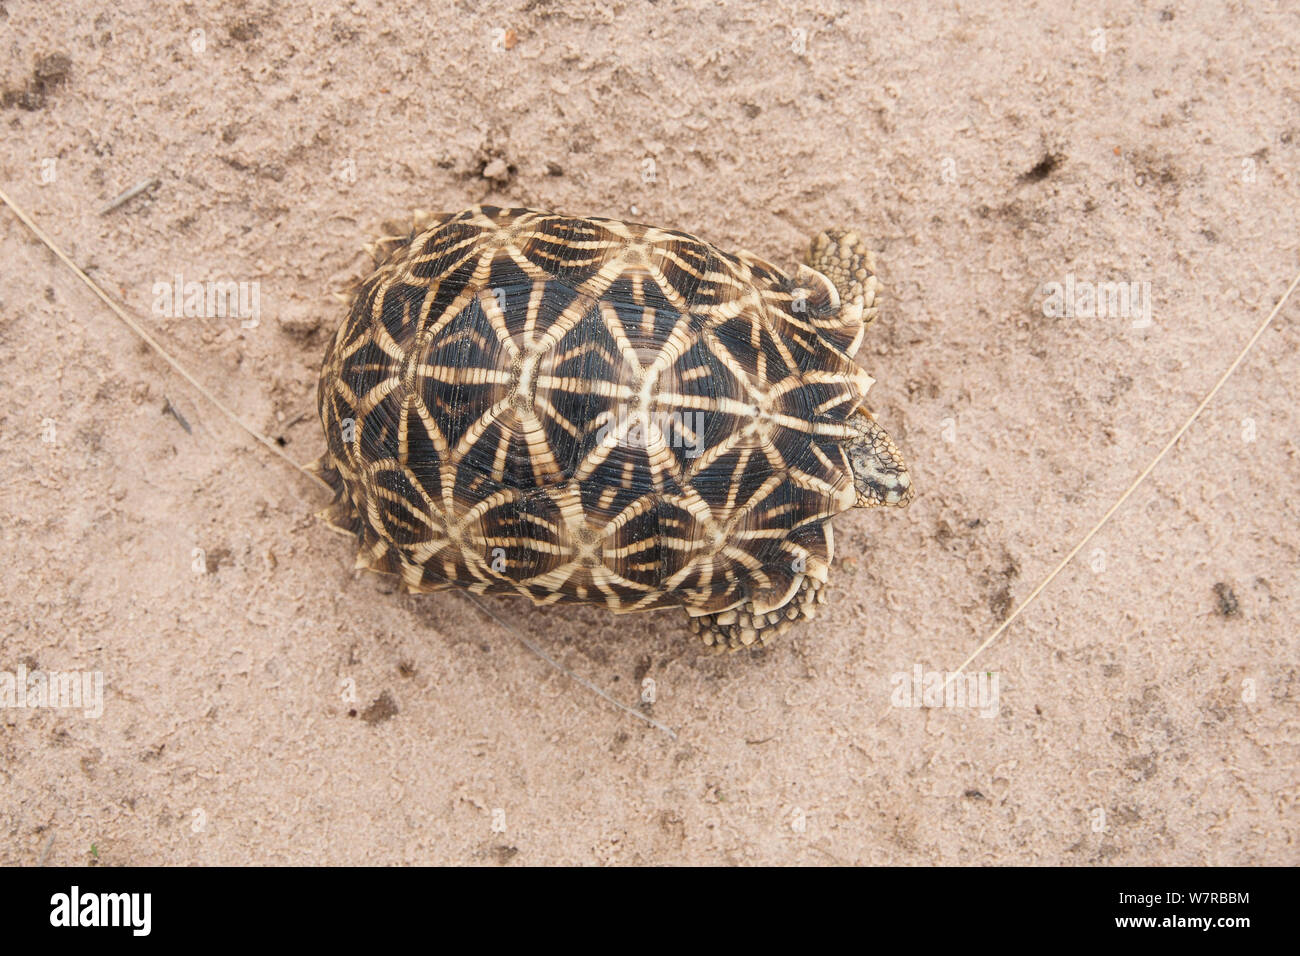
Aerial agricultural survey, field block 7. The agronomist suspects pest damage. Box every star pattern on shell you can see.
[316,205,909,649]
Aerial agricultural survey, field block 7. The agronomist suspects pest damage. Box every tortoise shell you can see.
[315,205,911,648]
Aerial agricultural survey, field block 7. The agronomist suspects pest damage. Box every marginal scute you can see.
[317,205,899,646]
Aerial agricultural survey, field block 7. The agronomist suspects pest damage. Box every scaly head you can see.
[846,410,913,508]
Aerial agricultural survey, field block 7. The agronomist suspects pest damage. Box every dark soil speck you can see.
[1213,582,1239,617]
[361,691,399,725]
[1020,152,1061,182]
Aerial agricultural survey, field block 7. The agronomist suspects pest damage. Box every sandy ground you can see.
[1,0,1297,866]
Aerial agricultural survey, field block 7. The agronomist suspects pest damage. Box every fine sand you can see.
[1,0,1297,864]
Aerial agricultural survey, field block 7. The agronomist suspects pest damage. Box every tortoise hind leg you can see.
[685,576,829,651]
[309,454,362,537]
[330,210,454,308]
[310,454,445,587]
[364,210,453,268]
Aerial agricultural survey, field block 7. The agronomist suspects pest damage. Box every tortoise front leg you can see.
[807,229,881,329]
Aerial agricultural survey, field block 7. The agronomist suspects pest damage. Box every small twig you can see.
[162,395,193,434]
[99,177,159,215]
[936,265,1300,702]
[37,833,55,866]
[0,183,331,493]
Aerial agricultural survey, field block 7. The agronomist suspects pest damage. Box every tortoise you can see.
[314,205,912,649]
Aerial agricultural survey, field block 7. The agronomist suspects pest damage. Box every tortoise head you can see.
[846,410,913,508]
